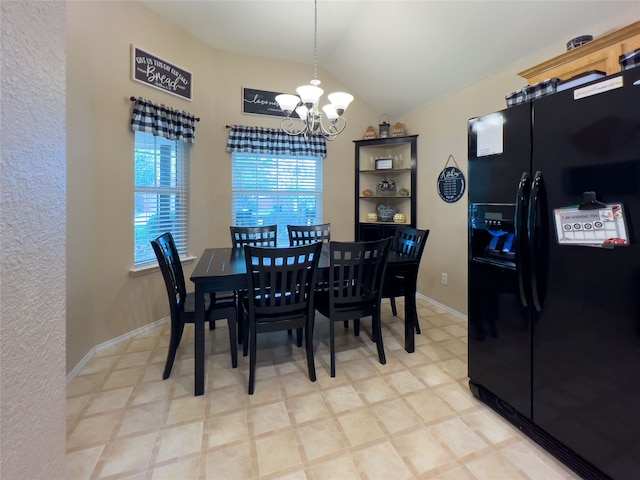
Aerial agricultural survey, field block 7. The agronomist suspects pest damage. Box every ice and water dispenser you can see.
[470,203,516,268]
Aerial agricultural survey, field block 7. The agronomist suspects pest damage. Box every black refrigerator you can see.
[468,68,640,480]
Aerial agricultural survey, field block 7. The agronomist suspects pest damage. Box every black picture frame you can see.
[131,45,192,101]
[242,88,288,117]
[375,158,394,170]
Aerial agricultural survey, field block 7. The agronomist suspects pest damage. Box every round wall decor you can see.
[437,155,465,203]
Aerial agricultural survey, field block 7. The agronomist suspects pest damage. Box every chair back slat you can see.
[230,225,277,248]
[288,223,331,246]
[328,238,390,310]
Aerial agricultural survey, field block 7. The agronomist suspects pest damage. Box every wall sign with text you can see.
[131,45,192,101]
[242,88,287,117]
[437,155,466,203]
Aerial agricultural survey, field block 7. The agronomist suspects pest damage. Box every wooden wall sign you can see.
[131,45,192,101]
[242,88,287,117]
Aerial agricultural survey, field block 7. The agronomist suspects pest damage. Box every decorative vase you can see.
[393,213,406,224]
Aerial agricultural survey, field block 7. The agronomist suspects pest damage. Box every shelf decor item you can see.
[378,178,396,195]
[376,203,397,222]
[378,114,391,138]
[366,213,378,222]
[363,125,377,139]
[392,122,406,137]
[375,158,393,170]
[393,213,406,224]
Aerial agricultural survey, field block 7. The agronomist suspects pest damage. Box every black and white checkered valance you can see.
[226,125,327,158]
[130,97,198,144]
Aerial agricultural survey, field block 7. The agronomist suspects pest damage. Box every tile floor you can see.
[66,298,580,480]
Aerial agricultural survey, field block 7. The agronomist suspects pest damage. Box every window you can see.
[232,153,323,246]
[134,131,189,266]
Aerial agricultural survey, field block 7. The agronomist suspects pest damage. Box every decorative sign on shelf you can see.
[242,88,287,117]
[131,46,192,101]
[437,154,466,203]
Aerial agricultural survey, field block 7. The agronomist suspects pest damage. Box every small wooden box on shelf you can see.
[354,135,418,241]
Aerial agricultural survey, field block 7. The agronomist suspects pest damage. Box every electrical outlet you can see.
[441,272,448,285]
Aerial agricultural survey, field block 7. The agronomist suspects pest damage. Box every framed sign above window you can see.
[131,45,192,101]
[242,88,287,118]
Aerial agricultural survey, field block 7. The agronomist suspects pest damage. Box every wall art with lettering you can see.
[131,45,192,101]
[242,88,287,117]
[437,155,466,203]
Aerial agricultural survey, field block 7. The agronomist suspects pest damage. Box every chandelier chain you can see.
[313,0,318,81]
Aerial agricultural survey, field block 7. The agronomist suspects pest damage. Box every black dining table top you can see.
[191,245,417,288]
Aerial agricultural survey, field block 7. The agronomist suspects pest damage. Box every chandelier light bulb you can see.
[322,104,338,121]
[327,92,354,115]
[296,84,323,107]
[275,94,301,116]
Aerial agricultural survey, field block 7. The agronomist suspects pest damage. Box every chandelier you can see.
[275,0,354,141]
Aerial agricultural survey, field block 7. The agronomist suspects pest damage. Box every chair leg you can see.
[330,319,336,377]
[236,292,244,344]
[227,315,238,368]
[354,318,360,337]
[373,312,386,365]
[305,321,316,382]
[343,321,349,330]
[248,326,257,394]
[242,311,250,357]
[296,327,303,347]
[414,316,421,334]
[163,321,184,380]
[390,297,398,316]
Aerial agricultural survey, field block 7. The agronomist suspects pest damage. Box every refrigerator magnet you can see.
[553,203,629,248]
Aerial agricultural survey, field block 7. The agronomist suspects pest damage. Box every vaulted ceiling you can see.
[139,1,639,116]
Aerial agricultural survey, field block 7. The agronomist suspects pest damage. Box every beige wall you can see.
[66,0,378,372]
[1,1,67,477]
[66,0,639,373]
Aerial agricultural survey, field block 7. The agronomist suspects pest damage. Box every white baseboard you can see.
[66,317,169,384]
[416,293,467,322]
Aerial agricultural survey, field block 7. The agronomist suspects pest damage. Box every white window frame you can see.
[231,152,323,246]
[133,131,190,267]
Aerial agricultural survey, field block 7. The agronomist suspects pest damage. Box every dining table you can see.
[190,244,420,396]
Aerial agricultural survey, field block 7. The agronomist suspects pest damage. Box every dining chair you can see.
[287,223,331,246]
[241,242,322,394]
[230,225,277,247]
[151,232,238,380]
[315,238,391,377]
[230,225,278,345]
[382,227,430,334]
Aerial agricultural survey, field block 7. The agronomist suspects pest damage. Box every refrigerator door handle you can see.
[515,172,531,308]
[528,171,549,312]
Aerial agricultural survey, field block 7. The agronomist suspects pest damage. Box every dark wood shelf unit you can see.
[354,135,418,241]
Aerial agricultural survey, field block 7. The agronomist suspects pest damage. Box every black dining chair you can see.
[288,223,331,246]
[241,242,322,394]
[315,238,391,377]
[382,227,430,334]
[230,225,277,248]
[230,225,278,344]
[151,232,238,379]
